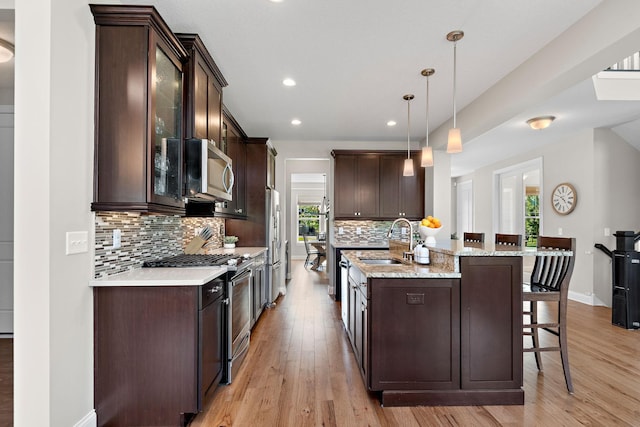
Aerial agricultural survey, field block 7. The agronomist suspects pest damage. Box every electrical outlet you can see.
[338,227,344,235]
[66,231,88,255]
[558,227,563,236]
[604,227,610,236]
[401,227,407,235]
[356,227,362,234]
[113,229,122,249]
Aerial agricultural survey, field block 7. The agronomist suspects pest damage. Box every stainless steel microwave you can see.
[185,138,234,202]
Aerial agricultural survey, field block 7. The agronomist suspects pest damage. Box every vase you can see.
[224,243,236,249]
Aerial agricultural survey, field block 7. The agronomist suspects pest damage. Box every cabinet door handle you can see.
[222,298,230,305]
[208,285,222,294]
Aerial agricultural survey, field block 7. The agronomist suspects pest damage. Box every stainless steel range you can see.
[144,253,254,384]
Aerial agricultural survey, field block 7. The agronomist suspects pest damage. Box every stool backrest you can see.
[530,236,576,292]
[495,233,522,246]
[463,232,485,243]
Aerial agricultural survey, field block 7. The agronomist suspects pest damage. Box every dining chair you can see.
[463,232,485,243]
[303,235,325,270]
[495,233,522,246]
[523,236,576,393]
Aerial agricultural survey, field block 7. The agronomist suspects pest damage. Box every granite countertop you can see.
[342,250,461,279]
[90,246,268,287]
[427,240,573,257]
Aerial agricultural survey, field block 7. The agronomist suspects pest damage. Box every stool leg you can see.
[531,300,543,371]
[558,302,574,394]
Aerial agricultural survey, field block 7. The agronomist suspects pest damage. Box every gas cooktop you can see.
[143,253,242,268]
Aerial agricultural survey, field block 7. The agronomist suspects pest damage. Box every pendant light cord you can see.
[426,75,430,148]
[452,40,457,129]
[407,97,411,159]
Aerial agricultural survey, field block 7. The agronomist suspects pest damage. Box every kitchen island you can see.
[340,241,572,407]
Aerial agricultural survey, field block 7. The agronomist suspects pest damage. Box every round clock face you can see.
[552,183,577,215]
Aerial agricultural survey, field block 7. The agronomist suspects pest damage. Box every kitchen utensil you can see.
[185,226,213,254]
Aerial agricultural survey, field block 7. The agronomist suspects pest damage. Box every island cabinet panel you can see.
[379,154,424,220]
[460,256,523,390]
[369,278,460,390]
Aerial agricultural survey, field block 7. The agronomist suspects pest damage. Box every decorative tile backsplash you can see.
[94,212,224,278]
[333,220,420,246]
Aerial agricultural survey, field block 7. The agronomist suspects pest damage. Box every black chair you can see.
[523,236,576,393]
[463,232,484,243]
[303,235,325,270]
[495,233,522,246]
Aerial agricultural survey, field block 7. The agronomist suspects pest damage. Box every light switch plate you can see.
[604,227,610,236]
[66,231,88,255]
[558,227,563,236]
[338,227,344,235]
[113,229,122,249]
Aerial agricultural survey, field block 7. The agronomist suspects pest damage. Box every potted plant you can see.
[224,235,238,249]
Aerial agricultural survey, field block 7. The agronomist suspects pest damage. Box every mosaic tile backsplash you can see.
[94,212,225,278]
[333,220,421,246]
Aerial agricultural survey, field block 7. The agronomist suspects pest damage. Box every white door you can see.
[0,108,14,334]
[456,180,473,235]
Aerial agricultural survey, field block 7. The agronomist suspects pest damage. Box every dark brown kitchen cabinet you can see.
[369,278,460,391]
[215,108,247,218]
[90,5,187,214]
[332,152,379,219]
[380,153,424,220]
[178,33,228,147]
[93,279,226,426]
[332,150,424,220]
[251,251,267,327]
[225,138,277,246]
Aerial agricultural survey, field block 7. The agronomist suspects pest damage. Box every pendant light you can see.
[446,30,464,154]
[403,94,415,176]
[420,68,435,167]
[320,173,329,215]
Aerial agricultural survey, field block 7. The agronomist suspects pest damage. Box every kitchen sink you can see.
[359,258,404,265]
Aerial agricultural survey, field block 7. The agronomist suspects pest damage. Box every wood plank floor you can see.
[192,260,640,427]
[0,337,12,427]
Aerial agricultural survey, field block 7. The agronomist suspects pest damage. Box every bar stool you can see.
[523,236,576,393]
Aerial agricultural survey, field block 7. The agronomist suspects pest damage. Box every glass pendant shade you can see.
[0,39,14,63]
[421,146,433,167]
[447,128,462,153]
[403,158,414,176]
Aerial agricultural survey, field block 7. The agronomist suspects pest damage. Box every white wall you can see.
[0,106,13,334]
[454,128,640,306]
[15,1,95,425]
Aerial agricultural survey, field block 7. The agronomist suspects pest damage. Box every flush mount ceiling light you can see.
[387,120,397,127]
[446,30,464,154]
[282,78,296,87]
[0,39,14,63]
[403,94,415,177]
[291,119,301,125]
[526,115,556,130]
[421,68,435,167]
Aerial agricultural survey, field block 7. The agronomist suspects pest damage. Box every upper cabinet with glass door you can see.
[90,5,188,214]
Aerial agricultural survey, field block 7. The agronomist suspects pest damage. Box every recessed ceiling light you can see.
[282,78,296,87]
[387,120,397,127]
[270,0,284,3]
[291,119,301,126]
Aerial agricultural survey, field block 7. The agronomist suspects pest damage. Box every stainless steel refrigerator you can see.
[266,188,282,304]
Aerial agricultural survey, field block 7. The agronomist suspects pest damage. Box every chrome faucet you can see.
[387,218,414,252]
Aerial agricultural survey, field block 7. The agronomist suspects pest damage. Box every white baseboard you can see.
[568,290,608,307]
[74,410,97,427]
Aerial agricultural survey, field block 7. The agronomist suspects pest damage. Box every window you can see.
[297,203,321,242]
[495,158,542,247]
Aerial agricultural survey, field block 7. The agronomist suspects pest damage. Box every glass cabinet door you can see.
[153,46,182,201]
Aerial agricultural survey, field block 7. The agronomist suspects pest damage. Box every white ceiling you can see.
[7,1,640,177]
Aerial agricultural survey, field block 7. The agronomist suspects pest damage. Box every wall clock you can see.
[551,183,577,215]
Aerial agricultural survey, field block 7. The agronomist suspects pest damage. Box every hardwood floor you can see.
[192,260,640,426]
[0,338,12,427]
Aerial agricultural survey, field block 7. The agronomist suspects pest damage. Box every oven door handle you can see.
[231,332,250,363]
[230,269,252,286]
